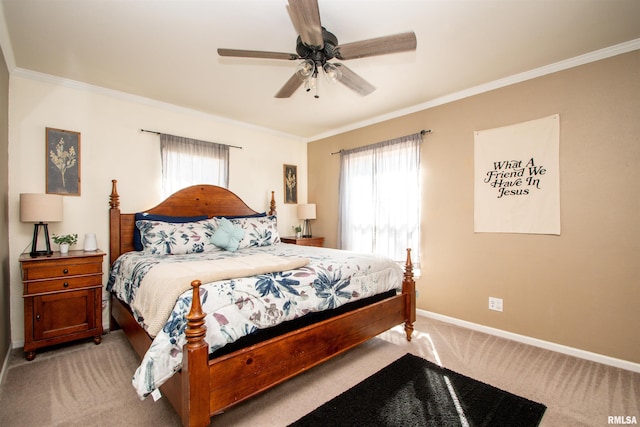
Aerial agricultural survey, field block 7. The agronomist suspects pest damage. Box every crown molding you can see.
[306,38,640,142]
[8,37,639,144]
[11,67,304,142]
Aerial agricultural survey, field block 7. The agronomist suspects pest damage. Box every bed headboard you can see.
[108,179,276,265]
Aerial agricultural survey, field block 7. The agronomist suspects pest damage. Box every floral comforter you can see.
[107,243,403,399]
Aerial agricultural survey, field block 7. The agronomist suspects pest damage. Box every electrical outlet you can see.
[488,297,503,312]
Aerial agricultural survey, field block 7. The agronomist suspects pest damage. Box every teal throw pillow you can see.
[210,217,245,252]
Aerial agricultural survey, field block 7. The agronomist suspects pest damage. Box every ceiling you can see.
[1,0,639,140]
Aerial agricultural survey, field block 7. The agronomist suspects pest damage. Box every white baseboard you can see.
[418,309,640,374]
[5,310,636,377]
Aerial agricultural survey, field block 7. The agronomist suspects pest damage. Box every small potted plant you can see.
[52,233,78,255]
[292,225,302,239]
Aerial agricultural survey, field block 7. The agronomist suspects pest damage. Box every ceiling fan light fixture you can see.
[218,0,416,98]
[323,62,341,83]
[296,59,315,80]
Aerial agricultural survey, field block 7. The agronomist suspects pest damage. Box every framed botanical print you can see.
[46,127,81,196]
[283,164,297,204]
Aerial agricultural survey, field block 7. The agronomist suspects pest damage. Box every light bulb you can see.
[296,59,315,80]
[323,62,342,83]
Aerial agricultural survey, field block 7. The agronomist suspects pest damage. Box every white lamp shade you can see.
[20,193,63,223]
[297,203,316,220]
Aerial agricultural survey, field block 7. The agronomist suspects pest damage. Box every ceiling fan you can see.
[217,0,417,98]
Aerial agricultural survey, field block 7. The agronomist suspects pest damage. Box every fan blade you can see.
[335,64,375,96]
[287,0,323,48]
[334,32,417,60]
[218,48,299,60]
[275,73,304,98]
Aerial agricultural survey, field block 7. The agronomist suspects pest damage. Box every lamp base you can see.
[30,250,53,258]
[301,219,312,238]
[30,222,53,257]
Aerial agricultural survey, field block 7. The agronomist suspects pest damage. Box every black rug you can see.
[289,353,546,427]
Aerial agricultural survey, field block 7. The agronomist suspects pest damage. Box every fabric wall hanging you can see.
[474,114,560,235]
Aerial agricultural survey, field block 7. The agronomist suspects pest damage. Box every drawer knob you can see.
[63,268,69,274]
[63,282,69,287]
[36,314,40,321]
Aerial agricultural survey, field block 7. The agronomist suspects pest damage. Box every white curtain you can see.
[338,132,421,265]
[160,134,229,197]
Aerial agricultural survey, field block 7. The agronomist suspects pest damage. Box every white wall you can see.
[8,74,307,345]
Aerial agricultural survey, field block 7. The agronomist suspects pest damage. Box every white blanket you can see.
[132,254,309,337]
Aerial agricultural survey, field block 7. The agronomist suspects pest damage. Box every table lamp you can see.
[20,193,63,257]
[297,203,316,238]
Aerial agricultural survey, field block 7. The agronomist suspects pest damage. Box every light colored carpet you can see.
[0,331,180,426]
[1,315,638,426]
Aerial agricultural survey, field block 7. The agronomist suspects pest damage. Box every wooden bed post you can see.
[269,190,276,216]
[182,280,210,427]
[403,248,416,341]
[109,179,121,266]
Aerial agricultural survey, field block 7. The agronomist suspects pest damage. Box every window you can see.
[338,132,421,266]
[160,134,229,197]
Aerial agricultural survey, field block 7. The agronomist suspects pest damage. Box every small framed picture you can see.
[46,127,81,196]
[283,164,297,204]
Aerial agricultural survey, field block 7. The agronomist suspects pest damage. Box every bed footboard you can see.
[181,248,416,426]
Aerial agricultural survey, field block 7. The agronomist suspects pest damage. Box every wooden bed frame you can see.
[108,179,416,426]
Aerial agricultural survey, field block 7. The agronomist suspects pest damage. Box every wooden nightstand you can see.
[281,236,325,247]
[20,249,106,361]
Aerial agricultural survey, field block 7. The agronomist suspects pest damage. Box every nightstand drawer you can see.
[281,236,325,247]
[26,275,102,295]
[22,261,102,281]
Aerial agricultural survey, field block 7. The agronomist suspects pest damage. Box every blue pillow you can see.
[210,217,245,252]
[133,213,208,251]
[217,212,267,219]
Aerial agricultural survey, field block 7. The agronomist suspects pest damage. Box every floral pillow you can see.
[133,213,208,251]
[219,215,280,249]
[136,218,219,255]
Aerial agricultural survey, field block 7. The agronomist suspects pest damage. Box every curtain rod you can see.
[140,129,242,149]
[330,129,431,155]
